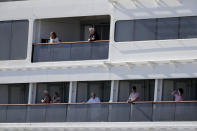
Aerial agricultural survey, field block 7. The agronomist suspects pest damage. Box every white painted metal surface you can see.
[0,0,197,83]
[154,79,163,101]
[110,80,119,102]
[0,122,197,131]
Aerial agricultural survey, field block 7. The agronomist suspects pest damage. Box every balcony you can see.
[32,15,110,63]
[0,101,196,123]
[32,40,109,62]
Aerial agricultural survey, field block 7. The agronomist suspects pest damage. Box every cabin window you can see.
[180,16,197,39]
[162,79,197,101]
[0,20,29,60]
[115,16,197,42]
[0,84,29,104]
[134,19,156,41]
[76,81,111,103]
[118,80,155,102]
[36,82,69,103]
[157,17,179,40]
[115,20,134,42]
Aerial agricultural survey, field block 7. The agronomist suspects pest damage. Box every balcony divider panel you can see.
[87,104,108,122]
[66,104,88,122]
[175,102,197,121]
[6,105,27,122]
[45,104,67,122]
[108,103,131,122]
[26,105,47,122]
[152,103,175,121]
[130,103,153,121]
[0,106,7,122]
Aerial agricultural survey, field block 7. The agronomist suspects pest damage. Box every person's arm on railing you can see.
[127,92,139,103]
[128,96,139,103]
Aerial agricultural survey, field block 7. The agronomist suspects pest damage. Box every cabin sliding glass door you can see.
[162,79,197,101]
[0,84,29,104]
[118,80,155,102]
[76,81,111,102]
[36,82,69,103]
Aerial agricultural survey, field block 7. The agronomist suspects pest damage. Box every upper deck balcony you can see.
[32,15,110,62]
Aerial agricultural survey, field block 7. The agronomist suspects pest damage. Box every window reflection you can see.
[134,19,156,41]
[115,16,197,42]
[157,18,179,40]
[180,16,197,39]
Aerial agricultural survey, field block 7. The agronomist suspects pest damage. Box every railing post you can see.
[153,79,163,121]
[28,83,37,104]
[68,81,77,103]
[26,19,34,63]
[154,79,163,101]
[110,80,119,102]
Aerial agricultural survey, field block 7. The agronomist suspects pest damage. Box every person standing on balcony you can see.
[49,32,60,43]
[51,92,61,103]
[41,90,51,103]
[128,86,140,103]
[88,27,99,41]
[87,92,100,103]
[171,88,184,101]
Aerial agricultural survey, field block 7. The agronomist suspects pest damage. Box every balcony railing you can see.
[0,101,197,123]
[32,40,109,62]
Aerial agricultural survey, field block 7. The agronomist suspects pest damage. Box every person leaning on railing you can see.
[171,88,184,101]
[127,86,140,103]
[49,32,60,43]
[88,27,99,42]
[87,92,100,103]
[51,92,61,103]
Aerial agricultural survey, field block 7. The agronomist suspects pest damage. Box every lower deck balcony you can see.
[0,101,196,123]
[32,40,109,62]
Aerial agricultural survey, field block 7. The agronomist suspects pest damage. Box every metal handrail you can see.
[0,100,197,106]
[34,40,109,45]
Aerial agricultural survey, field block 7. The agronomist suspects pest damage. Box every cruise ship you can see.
[0,0,197,131]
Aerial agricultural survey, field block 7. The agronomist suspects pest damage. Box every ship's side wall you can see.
[0,0,197,83]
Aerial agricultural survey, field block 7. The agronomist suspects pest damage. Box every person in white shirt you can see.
[87,92,100,103]
[49,32,60,43]
[128,86,139,103]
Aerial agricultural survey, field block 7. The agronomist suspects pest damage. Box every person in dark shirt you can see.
[88,27,99,41]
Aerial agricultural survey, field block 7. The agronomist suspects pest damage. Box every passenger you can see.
[51,92,61,103]
[128,86,139,103]
[41,90,51,103]
[171,88,184,101]
[49,32,60,43]
[88,27,99,41]
[87,92,100,103]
